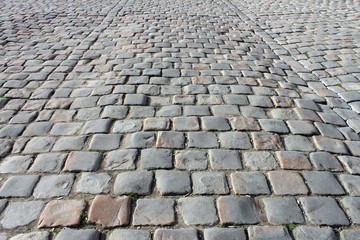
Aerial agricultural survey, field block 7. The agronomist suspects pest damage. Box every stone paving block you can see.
[258,119,289,133]
[339,127,360,141]
[309,152,343,171]
[89,134,121,151]
[88,195,131,227]
[104,149,137,170]
[23,137,55,153]
[338,156,360,174]
[0,124,25,138]
[140,149,172,169]
[52,136,86,151]
[339,174,360,196]
[76,172,110,194]
[248,95,274,107]
[217,196,260,224]
[112,120,142,134]
[293,226,336,240]
[262,197,304,224]
[303,171,344,195]
[38,200,85,227]
[270,109,297,120]
[133,199,175,226]
[295,108,321,122]
[173,117,200,131]
[184,106,211,116]
[211,105,240,117]
[156,170,191,195]
[287,120,318,135]
[82,119,111,134]
[268,171,308,195]
[156,131,185,148]
[109,229,150,240]
[231,172,270,195]
[201,116,230,131]
[9,231,50,240]
[33,174,74,198]
[276,151,312,170]
[178,197,218,225]
[50,123,83,136]
[347,119,360,133]
[75,107,101,121]
[252,132,283,150]
[283,135,315,152]
[341,197,360,224]
[318,112,347,126]
[124,132,155,148]
[248,226,291,240]
[229,116,260,131]
[313,136,348,154]
[0,155,32,173]
[192,172,229,194]
[124,94,148,105]
[300,197,349,226]
[54,228,100,240]
[143,117,170,130]
[345,141,360,157]
[218,132,252,149]
[128,106,155,119]
[315,122,344,139]
[0,201,44,229]
[10,111,37,124]
[22,122,52,136]
[175,150,208,170]
[154,228,198,240]
[188,132,218,148]
[243,151,278,170]
[114,171,153,195]
[340,229,360,240]
[0,175,39,197]
[64,151,101,172]
[209,149,242,170]
[203,228,246,240]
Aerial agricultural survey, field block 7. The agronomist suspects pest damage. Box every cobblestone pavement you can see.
[0,0,360,239]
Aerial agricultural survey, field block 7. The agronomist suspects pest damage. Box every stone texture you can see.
[38,200,85,227]
[203,228,246,240]
[248,226,291,240]
[231,172,270,195]
[9,231,50,240]
[0,175,39,197]
[217,196,260,224]
[76,172,110,194]
[154,229,198,240]
[1,201,44,229]
[133,199,175,226]
[104,149,137,170]
[268,171,308,195]
[192,172,229,194]
[114,171,153,195]
[300,197,349,226]
[276,151,312,170]
[88,195,131,227]
[209,149,242,170]
[64,151,102,172]
[293,226,336,240]
[140,149,172,169]
[178,197,218,225]
[54,228,100,240]
[156,170,191,195]
[108,230,151,240]
[252,132,283,150]
[262,197,304,224]
[33,174,74,198]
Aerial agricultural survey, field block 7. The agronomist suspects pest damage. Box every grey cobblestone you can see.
[1,0,360,236]
[178,197,218,225]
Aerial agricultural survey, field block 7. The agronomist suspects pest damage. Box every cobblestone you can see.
[1,0,360,237]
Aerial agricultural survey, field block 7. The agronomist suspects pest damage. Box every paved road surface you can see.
[0,0,360,239]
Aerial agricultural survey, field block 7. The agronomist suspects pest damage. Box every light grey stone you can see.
[178,197,218,225]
